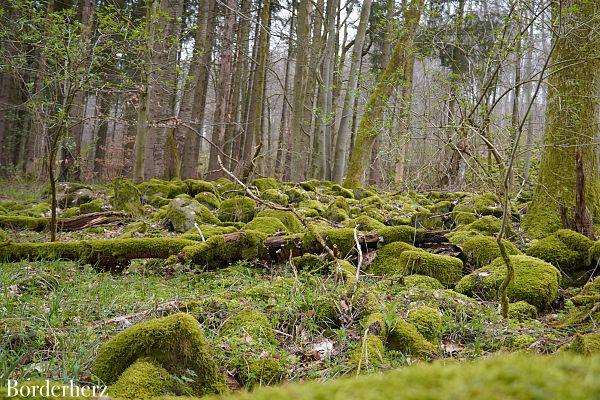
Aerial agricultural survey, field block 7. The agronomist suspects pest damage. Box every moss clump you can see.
[164,198,220,232]
[292,253,322,271]
[563,332,600,355]
[110,177,143,216]
[507,334,537,351]
[345,215,386,231]
[349,334,387,371]
[386,318,438,357]
[376,225,415,245]
[137,179,187,198]
[462,235,522,269]
[302,226,356,256]
[560,277,600,329]
[240,354,290,388]
[403,275,444,290]
[455,255,560,310]
[407,306,443,343]
[195,191,221,210]
[324,197,350,222]
[370,242,419,275]
[508,301,538,321]
[362,312,388,339]
[222,309,275,343]
[398,250,464,287]
[262,189,289,206]
[252,177,278,192]
[184,179,214,196]
[243,217,287,235]
[79,199,104,214]
[526,229,592,272]
[109,358,176,399]
[182,230,268,267]
[218,197,256,223]
[92,313,225,396]
[331,184,354,199]
[459,215,513,237]
[256,209,303,233]
[298,200,326,214]
[286,188,309,203]
[0,215,47,231]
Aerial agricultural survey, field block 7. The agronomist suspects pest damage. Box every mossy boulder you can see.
[508,301,538,321]
[324,197,350,222]
[349,334,387,371]
[406,306,443,343]
[109,358,176,399]
[526,229,593,272]
[137,179,187,199]
[386,318,438,357]
[562,332,600,355]
[455,255,561,310]
[462,235,522,269]
[376,225,415,245]
[459,215,513,237]
[110,177,143,216]
[261,189,289,206]
[345,215,386,231]
[370,242,419,275]
[164,197,220,232]
[252,177,278,192]
[92,313,225,396]
[243,217,287,235]
[256,209,303,233]
[195,191,221,210]
[218,197,256,223]
[79,199,104,214]
[403,275,444,290]
[398,250,464,287]
[184,179,214,196]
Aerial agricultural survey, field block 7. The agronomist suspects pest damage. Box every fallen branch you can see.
[0,211,128,232]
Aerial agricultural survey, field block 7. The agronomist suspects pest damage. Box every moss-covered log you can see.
[0,211,127,232]
[0,225,449,270]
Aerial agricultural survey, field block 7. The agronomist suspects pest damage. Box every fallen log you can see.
[0,211,128,232]
[0,225,451,271]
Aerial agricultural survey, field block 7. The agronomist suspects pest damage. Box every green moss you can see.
[182,230,268,267]
[292,253,322,271]
[370,242,419,275]
[0,215,47,231]
[298,200,326,214]
[92,313,225,395]
[376,225,415,245]
[324,197,350,222]
[222,309,275,343]
[349,334,387,371]
[507,334,537,351]
[403,275,444,290]
[560,277,600,329]
[354,187,377,200]
[508,301,538,321]
[243,217,287,235]
[109,358,176,399]
[333,259,357,281]
[146,195,171,208]
[195,192,221,210]
[302,226,356,256]
[362,312,387,339]
[252,178,279,192]
[331,184,354,199]
[184,179,214,196]
[398,250,464,287]
[455,255,561,310]
[299,181,318,192]
[526,230,592,272]
[462,235,522,269]
[163,198,220,232]
[286,188,309,203]
[563,332,600,355]
[386,318,437,357]
[261,189,289,206]
[239,354,289,388]
[406,306,442,343]
[345,215,386,231]
[256,209,303,233]
[110,177,144,216]
[218,197,256,223]
[79,199,104,214]
[459,215,513,237]
[137,179,187,199]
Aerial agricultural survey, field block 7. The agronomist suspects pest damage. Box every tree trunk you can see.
[331,0,372,183]
[523,0,600,239]
[206,0,237,179]
[343,0,424,188]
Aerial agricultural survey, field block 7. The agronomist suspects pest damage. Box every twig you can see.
[353,224,363,295]
[194,222,206,242]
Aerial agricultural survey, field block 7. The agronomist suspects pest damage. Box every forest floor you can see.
[0,178,598,398]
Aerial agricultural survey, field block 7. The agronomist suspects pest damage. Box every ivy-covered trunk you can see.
[523,0,600,239]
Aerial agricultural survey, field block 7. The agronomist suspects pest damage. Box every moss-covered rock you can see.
[508,301,538,321]
[345,215,386,231]
[459,215,513,237]
[92,313,225,396]
[455,255,561,310]
[137,179,187,199]
[302,226,356,256]
[243,217,287,235]
[256,209,303,233]
[370,242,419,275]
[331,184,354,199]
[560,276,600,329]
[462,235,522,269]
[195,191,221,210]
[261,189,289,206]
[109,178,144,216]
[324,197,350,223]
[526,229,593,272]
[398,251,464,287]
[349,334,387,371]
[163,198,220,232]
[218,197,256,223]
[563,332,600,355]
[376,225,415,245]
[406,306,443,343]
[252,178,279,192]
[386,318,438,357]
[78,199,104,214]
[403,275,445,290]
[109,358,176,399]
[184,179,214,196]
